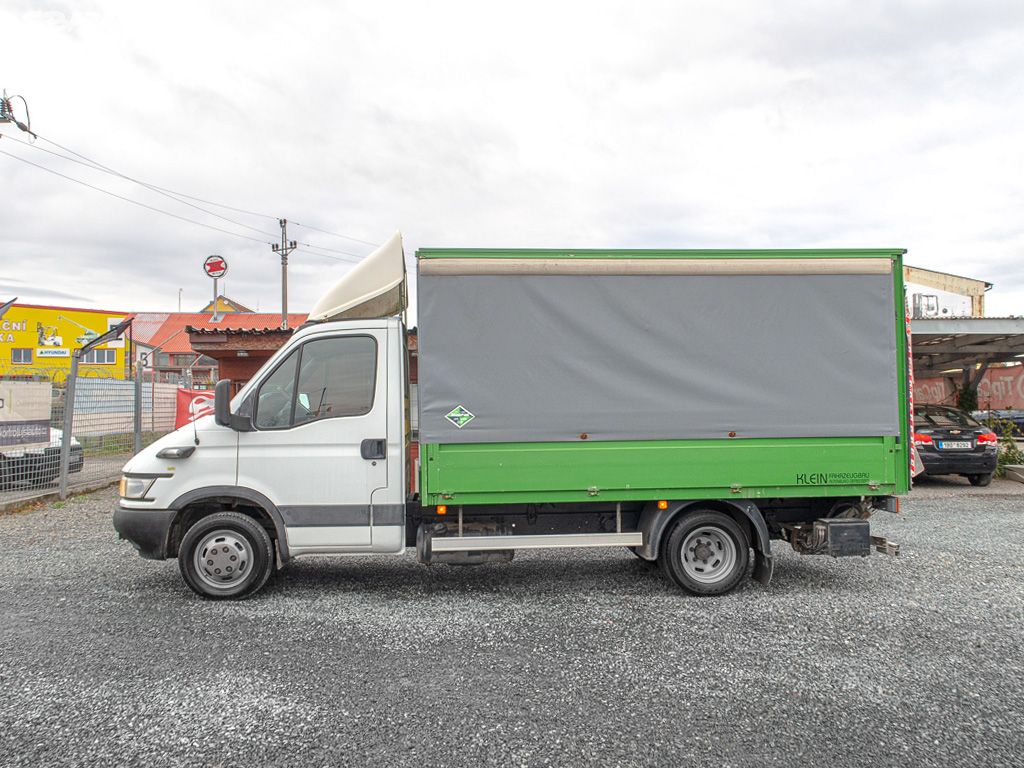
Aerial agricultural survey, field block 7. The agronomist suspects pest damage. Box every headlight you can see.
[156,446,196,459]
[119,476,155,499]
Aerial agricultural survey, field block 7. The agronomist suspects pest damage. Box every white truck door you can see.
[236,329,388,553]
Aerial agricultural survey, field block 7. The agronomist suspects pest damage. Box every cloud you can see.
[0,281,90,303]
[1,0,1022,319]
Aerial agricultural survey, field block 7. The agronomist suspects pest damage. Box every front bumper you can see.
[918,448,997,476]
[113,506,177,560]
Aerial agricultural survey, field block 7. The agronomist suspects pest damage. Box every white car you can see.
[0,429,83,488]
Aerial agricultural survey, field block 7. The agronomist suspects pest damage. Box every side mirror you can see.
[214,379,232,427]
[215,378,255,432]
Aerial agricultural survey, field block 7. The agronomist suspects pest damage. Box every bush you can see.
[956,386,979,413]
[990,419,1024,478]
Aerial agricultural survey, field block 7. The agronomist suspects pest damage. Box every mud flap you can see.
[753,551,774,585]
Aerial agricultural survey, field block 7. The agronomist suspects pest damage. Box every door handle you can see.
[360,438,387,460]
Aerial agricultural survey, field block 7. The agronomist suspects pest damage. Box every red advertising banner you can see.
[175,388,216,429]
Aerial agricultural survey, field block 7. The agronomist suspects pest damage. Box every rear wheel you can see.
[967,473,993,487]
[660,510,749,595]
[178,512,274,599]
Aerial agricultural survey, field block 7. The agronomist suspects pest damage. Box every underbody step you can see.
[430,532,643,552]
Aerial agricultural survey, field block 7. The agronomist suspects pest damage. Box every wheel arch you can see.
[168,486,291,561]
[637,499,773,585]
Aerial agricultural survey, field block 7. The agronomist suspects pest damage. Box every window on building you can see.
[11,348,32,365]
[81,349,116,364]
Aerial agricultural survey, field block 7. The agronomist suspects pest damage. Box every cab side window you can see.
[293,336,377,425]
[254,336,377,430]
[254,349,299,429]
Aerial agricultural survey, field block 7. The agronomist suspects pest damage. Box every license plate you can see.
[938,440,972,449]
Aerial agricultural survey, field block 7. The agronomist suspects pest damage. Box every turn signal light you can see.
[977,432,998,445]
[437,505,447,515]
[913,433,933,446]
[657,500,669,510]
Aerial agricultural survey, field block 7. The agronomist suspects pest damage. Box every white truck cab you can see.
[115,236,411,598]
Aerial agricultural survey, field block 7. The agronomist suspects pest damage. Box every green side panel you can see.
[417,247,907,260]
[421,437,909,507]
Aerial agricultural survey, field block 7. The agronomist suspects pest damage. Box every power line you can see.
[0,147,276,245]
[29,132,381,249]
[0,143,369,262]
[290,221,378,247]
[295,240,365,260]
[34,132,281,221]
[1,128,379,262]
[2,132,282,240]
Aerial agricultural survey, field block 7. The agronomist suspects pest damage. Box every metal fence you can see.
[0,366,181,509]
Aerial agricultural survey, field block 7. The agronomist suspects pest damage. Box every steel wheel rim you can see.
[681,526,737,584]
[193,529,251,590]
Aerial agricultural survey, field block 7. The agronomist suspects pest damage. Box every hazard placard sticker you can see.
[445,405,475,428]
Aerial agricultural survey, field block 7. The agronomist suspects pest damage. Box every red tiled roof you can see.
[129,312,171,347]
[150,313,308,354]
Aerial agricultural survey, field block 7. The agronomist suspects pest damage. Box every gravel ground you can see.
[1,488,1022,768]
[909,473,1024,498]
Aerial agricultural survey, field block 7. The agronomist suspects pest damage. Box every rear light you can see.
[913,433,933,446]
[977,432,998,445]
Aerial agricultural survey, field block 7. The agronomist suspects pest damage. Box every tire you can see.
[967,473,993,487]
[178,511,274,599]
[659,510,749,596]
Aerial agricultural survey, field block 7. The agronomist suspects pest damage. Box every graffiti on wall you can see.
[915,365,1024,409]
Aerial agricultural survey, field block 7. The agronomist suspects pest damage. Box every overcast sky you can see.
[2,0,1023,319]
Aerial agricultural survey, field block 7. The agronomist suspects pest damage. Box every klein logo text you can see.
[796,471,869,485]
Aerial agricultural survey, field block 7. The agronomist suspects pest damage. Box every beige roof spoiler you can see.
[308,231,407,321]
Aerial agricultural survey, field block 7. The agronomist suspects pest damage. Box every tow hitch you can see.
[870,535,900,556]
[787,518,899,558]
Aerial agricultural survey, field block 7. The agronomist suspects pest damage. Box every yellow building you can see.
[0,303,130,380]
[198,295,253,314]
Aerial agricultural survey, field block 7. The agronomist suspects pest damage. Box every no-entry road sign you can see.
[204,255,228,278]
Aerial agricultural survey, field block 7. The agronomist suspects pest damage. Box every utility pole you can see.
[272,219,297,330]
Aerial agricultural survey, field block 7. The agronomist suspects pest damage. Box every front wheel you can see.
[967,473,993,487]
[660,511,749,595]
[178,512,275,599]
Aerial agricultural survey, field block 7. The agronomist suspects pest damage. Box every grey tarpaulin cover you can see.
[417,268,898,444]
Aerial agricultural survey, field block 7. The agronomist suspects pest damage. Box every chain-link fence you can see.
[0,366,180,509]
